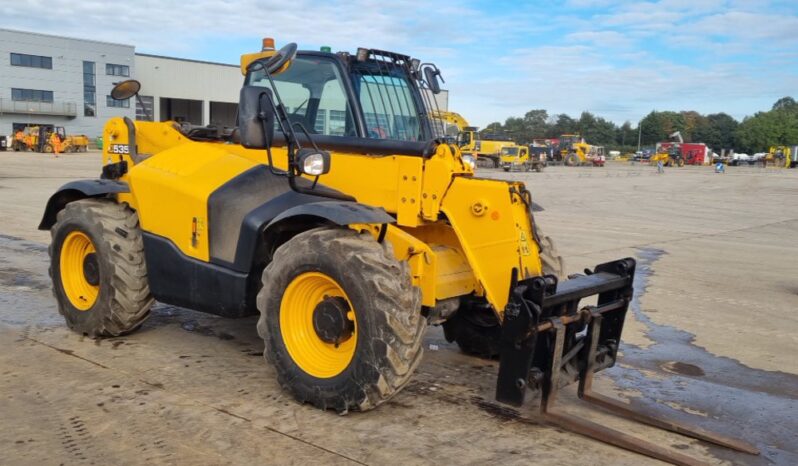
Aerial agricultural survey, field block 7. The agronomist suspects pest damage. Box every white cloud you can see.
[0,0,795,127]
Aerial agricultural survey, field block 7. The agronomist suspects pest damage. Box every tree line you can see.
[479,97,798,154]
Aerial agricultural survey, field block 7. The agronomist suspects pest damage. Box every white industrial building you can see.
[0,28,240,139]
[0,28,136,138]
[1,28,447,141]
[133,54,240,126]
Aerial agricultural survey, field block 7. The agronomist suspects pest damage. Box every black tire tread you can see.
[256,227,425,412]
[50,199,153,337]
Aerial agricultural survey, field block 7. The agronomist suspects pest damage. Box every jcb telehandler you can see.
[39,39,756,465]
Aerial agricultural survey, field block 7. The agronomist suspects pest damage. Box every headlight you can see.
[462,154,476,170]
[297,148,331,176]
[303,153,325,175]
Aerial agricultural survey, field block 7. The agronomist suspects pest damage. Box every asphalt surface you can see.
[1,151,796,465]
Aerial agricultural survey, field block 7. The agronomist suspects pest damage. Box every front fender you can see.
[265,201,395,231]
[229,196,396,272]
[38,179,129,230]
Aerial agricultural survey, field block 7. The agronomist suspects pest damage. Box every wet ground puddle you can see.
[608,247,798,465]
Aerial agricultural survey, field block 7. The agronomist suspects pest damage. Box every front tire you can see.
[257,227,425,413]
[564,153,579,166]
[50,199,153,337]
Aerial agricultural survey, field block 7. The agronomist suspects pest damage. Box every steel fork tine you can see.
[579,391,760,455]
[539,311,759,465]
[578,310,759,455]
[542,409,708,466]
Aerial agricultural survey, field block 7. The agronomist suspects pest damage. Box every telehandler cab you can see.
[40,39,757,465]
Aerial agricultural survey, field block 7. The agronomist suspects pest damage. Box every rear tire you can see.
[50,199,153,337]
[443,223,563,359]
[257,227,425,413]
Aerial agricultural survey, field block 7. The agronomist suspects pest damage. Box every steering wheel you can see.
[263,43,297,74]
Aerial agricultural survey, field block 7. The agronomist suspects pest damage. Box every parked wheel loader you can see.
[39,39,757,465]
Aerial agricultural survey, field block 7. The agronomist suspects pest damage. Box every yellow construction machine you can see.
[430,110,518,168]
[499,145,545,172]
[557,134,592,166]
[13,125,90,153]
[651,131,685,167]
[765,145,794,168]
[39,39,757,465]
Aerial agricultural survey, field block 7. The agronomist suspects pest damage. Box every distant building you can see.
[0,28,239,138]
[0,28,136,138]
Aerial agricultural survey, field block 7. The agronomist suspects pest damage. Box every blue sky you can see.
[3,0,797,127]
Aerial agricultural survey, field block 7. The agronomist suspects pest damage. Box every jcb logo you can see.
[108,144,130,155]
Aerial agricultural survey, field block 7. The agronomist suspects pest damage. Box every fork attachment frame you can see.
[495,257,759,466]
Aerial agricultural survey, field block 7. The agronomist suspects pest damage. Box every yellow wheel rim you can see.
[59,231,99,311]
[280,272,357,378]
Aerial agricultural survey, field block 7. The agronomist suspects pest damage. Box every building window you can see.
[107,95,130,108]
[106,63,130,77]
[11,88,54,102]
[136,96,154,121]
[83,61,96,117]
[10,53,52,69]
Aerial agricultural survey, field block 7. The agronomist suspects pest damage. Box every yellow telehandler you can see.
[38,39,756,465]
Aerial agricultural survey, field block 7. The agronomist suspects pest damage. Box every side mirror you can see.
[238,86,275,149]
[296,148,331,175]
[424,66,441,94]
[111,79,141,100]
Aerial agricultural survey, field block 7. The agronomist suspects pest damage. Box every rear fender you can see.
[38,179,129,230]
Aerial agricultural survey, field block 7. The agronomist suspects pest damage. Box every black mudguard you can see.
[265,201,394,230]
[38,179,129,230]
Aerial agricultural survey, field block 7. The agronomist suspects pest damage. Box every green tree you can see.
[503,116,528,143]
[736,106,798,153]
[523,109,549,139]
[616,121,634,146]
[693,113,738,150]
[772,97,797,111]
[547,114,577,137]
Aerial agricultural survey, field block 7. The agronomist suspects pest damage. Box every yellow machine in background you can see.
[650,148,685,167]
[651,131,685,167]
[37,39,757,465]
[13,125,89,153]
[557,134,591,166]
[430,110,518,168]
[499,145,544,172]
[766,146,792,168]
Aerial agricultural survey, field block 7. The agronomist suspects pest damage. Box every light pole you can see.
[637,120,642,152]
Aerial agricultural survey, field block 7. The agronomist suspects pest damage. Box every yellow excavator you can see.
[430,110,518,168]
